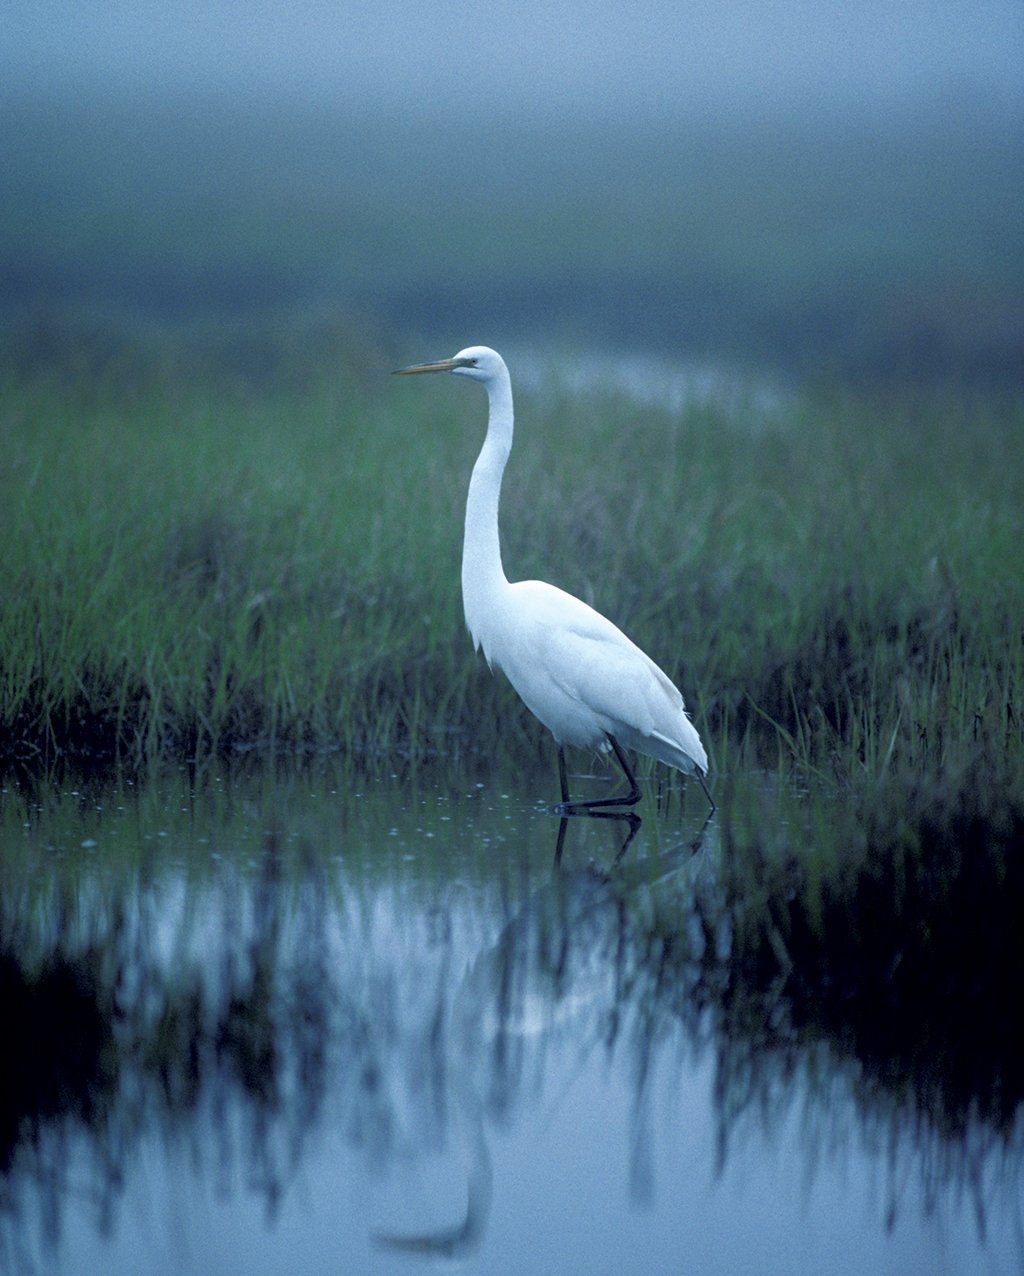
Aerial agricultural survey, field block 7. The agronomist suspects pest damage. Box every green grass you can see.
[1,321,1022,800]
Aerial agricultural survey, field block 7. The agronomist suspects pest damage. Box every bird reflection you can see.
[373,1107,492,1261]
[553,809,642,866]
[372,811,712,1259]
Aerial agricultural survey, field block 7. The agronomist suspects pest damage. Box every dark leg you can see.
[696,770,717,813]
[606,736,642,805]
[552,809,641,867]
[558,744,571,806]
[554,734,641,812]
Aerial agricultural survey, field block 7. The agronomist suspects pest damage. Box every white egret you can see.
[395,346,713,813]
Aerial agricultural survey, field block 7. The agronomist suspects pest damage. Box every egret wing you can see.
[503,581,705,771]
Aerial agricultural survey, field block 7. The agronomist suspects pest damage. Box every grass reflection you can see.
[0,766,1021,1271]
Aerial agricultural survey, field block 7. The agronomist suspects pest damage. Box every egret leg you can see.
[558,745,571,806]
[696,770,717,813]
[554,734,641,812]
[607,735,642,805]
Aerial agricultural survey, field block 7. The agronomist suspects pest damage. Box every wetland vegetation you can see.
[2,317,1021,809]
[2,86,1021,807]
[1,78,1022,1274]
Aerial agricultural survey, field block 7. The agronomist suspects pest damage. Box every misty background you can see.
[3,0,1022,381]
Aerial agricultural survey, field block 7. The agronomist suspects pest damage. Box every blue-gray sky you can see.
[4,0,1022,116]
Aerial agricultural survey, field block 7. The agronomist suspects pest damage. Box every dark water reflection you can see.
[0,763,1021,1275]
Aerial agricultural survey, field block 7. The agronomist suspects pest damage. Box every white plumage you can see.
[396,345,712,812]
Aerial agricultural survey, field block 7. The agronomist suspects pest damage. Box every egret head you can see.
[394,346,506,383]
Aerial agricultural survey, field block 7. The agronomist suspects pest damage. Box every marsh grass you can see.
[705,761,1024,1143]
[1,323,1022,806]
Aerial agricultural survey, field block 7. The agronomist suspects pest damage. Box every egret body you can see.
[395,346,712,812]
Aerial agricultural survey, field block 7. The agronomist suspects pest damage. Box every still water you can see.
[1,761,1020,1275]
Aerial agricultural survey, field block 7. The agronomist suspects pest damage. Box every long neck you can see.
[462,370,513,652]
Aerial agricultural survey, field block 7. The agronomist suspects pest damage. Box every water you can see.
[1,763,1020,1275]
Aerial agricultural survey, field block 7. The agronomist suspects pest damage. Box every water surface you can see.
[1,762,1020,1275]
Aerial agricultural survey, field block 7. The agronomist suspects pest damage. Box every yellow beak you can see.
[393,358,462,375]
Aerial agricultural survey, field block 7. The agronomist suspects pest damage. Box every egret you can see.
[395,346,713,813]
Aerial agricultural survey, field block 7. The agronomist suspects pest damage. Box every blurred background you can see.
[3,0,1022,385]
[2,16,1023,1270]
